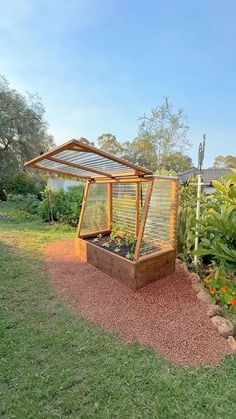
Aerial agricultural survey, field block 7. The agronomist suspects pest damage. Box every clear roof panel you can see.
[25,139,152,179]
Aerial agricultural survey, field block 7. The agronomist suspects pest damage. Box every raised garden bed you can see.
[75,235,176,291]
[25,139,179,291]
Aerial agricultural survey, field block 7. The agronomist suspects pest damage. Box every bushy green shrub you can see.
[38,187,83,226]
[7,194,41,214]
[194,170,236,276]
[7,172,45,196]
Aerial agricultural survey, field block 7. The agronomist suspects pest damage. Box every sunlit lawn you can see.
[0,202,235,418]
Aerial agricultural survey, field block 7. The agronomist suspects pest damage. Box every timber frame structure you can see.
[25,139,179,290]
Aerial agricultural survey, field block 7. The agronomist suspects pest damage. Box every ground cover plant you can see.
[0,202,235,418]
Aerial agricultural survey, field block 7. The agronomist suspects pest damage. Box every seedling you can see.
[125,251,135,260]
[92,233,103,244]
[114,247,121,253]
[115,237,122,248]
[102,242,110,248]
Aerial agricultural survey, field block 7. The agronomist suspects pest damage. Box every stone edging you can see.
[180,261,236,352]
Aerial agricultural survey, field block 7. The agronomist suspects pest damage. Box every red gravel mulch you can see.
[45,240,232,367]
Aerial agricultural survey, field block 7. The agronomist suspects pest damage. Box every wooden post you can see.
[135,182,140,238]
[169,179,179,249]
[194,174,202,265]
[108,183,112,230]
[134,180,153,261]
[77,180,90,237]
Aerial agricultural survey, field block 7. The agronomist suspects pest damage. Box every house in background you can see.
[178,167,233,193]
[47,178,83,192]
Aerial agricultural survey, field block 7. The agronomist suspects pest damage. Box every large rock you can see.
[211,315,235,338]
[228,336,236,352]
[207,304,224,318]
[192,282,204,293]
[189,272,201,283]
[196,289,211,304]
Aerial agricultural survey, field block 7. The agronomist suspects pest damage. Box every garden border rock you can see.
[188,268,236,350]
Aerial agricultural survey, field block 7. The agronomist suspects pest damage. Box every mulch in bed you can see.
[45,239,232,367]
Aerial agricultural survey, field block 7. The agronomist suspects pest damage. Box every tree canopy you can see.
[0,75,54,185]
[97,133,123,156]
[213,155,236,169]
[138,97,191,172]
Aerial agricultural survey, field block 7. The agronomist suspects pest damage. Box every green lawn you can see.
[0,203,235,418]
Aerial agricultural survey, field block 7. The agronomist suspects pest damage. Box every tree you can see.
[213,155,236,169]
[79,137,95,146]
[0,75,55,185]
[138,97,191,173]
[97,133,123,156]
[122,137,157,171]
[161,151,193,173]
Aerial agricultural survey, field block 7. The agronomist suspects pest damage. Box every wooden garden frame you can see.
[25,139,179,290]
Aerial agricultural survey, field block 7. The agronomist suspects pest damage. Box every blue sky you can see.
[0,0,235,167]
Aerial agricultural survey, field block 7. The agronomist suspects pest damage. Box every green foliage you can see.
[138,97,191,172]
[203,268,236,309]
[177,180,204,262]
[194,171,236,276]
[213,155,236,169]
[102,241,110,248]
[7,193,40,215]
[7,172,45,196]
[38,187,83,226]
[0,219,236,418]
[160,151,193,173]
[97,133,123,156]
[0,74,55,188]
[125,251,135,260]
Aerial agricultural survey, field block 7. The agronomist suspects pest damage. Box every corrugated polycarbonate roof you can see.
[24,139,153,179]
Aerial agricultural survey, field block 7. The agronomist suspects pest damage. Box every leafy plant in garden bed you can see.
[203,267,236,311]
[194,171,236,277]
[194,170,236,305]
[89,223,137,260]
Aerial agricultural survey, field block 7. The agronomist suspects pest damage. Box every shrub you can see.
[7,194,41,215]
[194,170,236,277]
[38,187,83,226]
[7,172,45,196]
[203,267,236,309]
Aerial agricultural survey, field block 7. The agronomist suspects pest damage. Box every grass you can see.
[0,202,236,418]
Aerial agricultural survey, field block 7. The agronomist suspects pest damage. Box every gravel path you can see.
[45,239,232,367]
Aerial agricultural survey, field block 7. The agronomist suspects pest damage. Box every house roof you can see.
[178,167,233,185]
[24,139,153,180]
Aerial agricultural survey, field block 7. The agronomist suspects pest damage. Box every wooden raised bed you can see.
[25,139,179,291]
[75,236,175,291]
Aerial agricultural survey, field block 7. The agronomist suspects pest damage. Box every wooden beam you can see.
[77,180,90,237]
[32,163,91,179]
[79,229,111,239]
[108,183,112,230]
[169,179,179,250]
[48,156,112,178]
[93,177,153,184]
[135,182,140,238]
[133,180,153,261]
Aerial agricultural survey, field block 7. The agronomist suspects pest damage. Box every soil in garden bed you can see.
[86,234,135,259]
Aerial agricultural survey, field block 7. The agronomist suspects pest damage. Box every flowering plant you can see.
[203,267,236,309]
